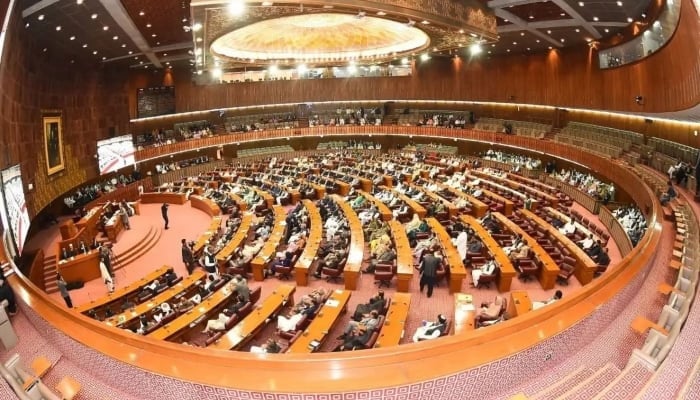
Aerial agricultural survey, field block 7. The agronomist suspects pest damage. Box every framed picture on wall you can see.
[43,114,65,175]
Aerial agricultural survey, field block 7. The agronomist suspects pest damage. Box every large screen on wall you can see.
[97,135,136,175]
[1,165,30,255]
[136,86,175,118]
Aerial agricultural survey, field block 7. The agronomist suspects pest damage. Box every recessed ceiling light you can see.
[102,56,106,60]
[139,61,143,64]
[76,0,84,4]
[578,2,584,6]
[520,32,525,36]
[506,49,511,52]
[536,39,540,43]
[604,28,609,32]
[151,33,157,37]
[593,16,599,21]
[121,43,126,47]
[55,25,61,31]
[37,14,44,21]
[575,28,580,32]
[165,62,170,65]
[527,47,531,50]
[528,15,534,19]
[421,20,430,25]
[491,44,495,47]
[548,46,553,49]
[547,30,552,34]
[70,36,75,40]
[128,51,133,54]
[112,36,118,40]
[512,41,517,45]
[82,43,88,48]
[103,26,109,30]
[156,42,160,45]
[163,53,168,56]
[503,19,509,22]
[560,13,566,16]
[459,29,464,34]
[560,38,565,42]
[134,56,138,59]
[617,1,623,5]
[42,47,47,52]
[196,37,202,42]
[182,18,188,22]
[139,11,145,16]
[377,11,386,16]
[146,23,152,28]
[91,13,97,19]
[25,22,29,28]
[627,17,633,23]
[93,50,97,54]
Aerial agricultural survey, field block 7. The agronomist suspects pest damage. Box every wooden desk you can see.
[251,187,275,209]
[492,213,559,290]
[374,292,411,348]
[216,213,253,264]
[192,216,223,255]
[520,209,596,285]
[210,284,296,350]
[149,281,236,341]
[630,316,669,336]
[331,195,365,290]
[460,215,516,292]
[31,356,52,378]
[75,207,102,240]
[190,195,222,217]
[389,220,413,293]
[140,192,187,205]
[545,207,600,243]
[74,266,170,314]
[426,218,466,293]
[357,190,392,221]
[410,183,458,217]
[104,271,206,327]
[286,289,352,353]
[104,212,125,243]
[480,188,515,216]
[295,200,322,286]
[436,183,488,218]
[391,190,427,218]
[474,170,558,209]
[227,193,248,211]
[57,251,101,284]
[506,291,532,318]
[453,293,476,334]
[251,205,287,281]
[335,180,350,196]
[59,220,78,240]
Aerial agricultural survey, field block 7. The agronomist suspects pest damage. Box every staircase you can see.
[557,363,621,400]
[591,361,652,400]
[43,226,162,294]
[531,366,597,400]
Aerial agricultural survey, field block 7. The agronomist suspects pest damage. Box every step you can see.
[558,363,621,400]
[591,361,652,400]
[531,366,596,400]
[113,226,162,270]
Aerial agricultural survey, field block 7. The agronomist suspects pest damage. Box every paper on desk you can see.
[325,299,340,308]
[459,303,475,311]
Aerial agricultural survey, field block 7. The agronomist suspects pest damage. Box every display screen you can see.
[97,135,136,175]
[137,86,175,118]
[1,165,30,254]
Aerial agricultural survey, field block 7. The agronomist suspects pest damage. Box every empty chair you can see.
[374,263,396,288]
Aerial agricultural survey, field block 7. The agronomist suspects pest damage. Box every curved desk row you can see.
[331,195,365,290]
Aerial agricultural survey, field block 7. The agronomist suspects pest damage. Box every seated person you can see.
[202,311,231,333]
[334,325,373,351]
[577,234,595,250]
[352,291,386,321]
[594,247,610,266]
[231,274,250,302]
[467,238,484,255]
[267,251,294,277]
[250,338,282,354]
[660,181,677,205]
[338,310,380,340]
[509,241,531,263]
[364,247,396,273]
[276,297,317,332]
[471,260,497,286]
[412,314,448,342]
[164,269,178,286]
[225,294,247,315]
[559,220,576,235]
[532,290,563,311]
[152,302,173,323]
[175,297,195,313]
[203,275,220,293]
[475,296,506,327]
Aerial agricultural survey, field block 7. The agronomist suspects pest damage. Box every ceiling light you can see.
[37,14,44,21]
[469,43,482,56]
[421,20,430,25]
[560,13,566,16]
[165,62,170,65]
[55,26,61,31]
[121,43,126,47]
[268,64,279,74]
[128,51,133,54]
[156,42,160,45]
[459,29,464,34]
[228,0,246,16]
[42,47,47,52]
[151,34,157,37]
[103,26,109,30]
[376,11,386,16]
[627,17,633,23]
[163,53,168,56]
[102,56,106,60]
[536,39,540,43]
[401,57,409,65]
[512,41,517,45]
[113,36,118,40]
[504,19,509,22]
[560,38,565,42]
[69,36,75,40]
[604,28,609,32]
[182,17,188,22]
[547,30,552,34]
[196,37,202,42]
[91,13,97,19]
[527,47,531,50]
[420,53,430,61]
[262,1,273,6]
[578,1,584,6]
[144,66,148,69]
[192,23,202,31]
[575,28,580,32]
[593,16,599,21]
[347,63,358,74]
[82,43,88,48]
[548,46,553,49]
[197,70,203,75]
[146,23,152,28]
[25,22,29,28]
[520,32,525,36]
[139,61,143,64]
[93,50,98,54]
[76,0,83,4]
[506,49,511,52]
[139,11,145,16]
[528,15,534,20]
[211,68,222,77]
[616,1,623,5]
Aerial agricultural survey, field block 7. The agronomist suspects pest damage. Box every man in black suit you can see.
[419,251,441,298]
[161,203,169,229]
[181,238,195,275]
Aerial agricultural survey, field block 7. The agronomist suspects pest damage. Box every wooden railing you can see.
[85,179,154,209]
[7,127,663,394]
[599,206,634,257]
[542,175,599,214]
[28,248,45,290]
[151,160,226,186]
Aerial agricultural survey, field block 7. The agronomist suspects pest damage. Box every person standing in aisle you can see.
[161,203,169,229]
[57,274,73,308]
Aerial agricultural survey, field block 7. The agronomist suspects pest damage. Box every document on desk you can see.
[325,299,340,308]
[459,303,475,311]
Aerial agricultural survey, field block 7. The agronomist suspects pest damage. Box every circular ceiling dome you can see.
[210,13,430,63]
